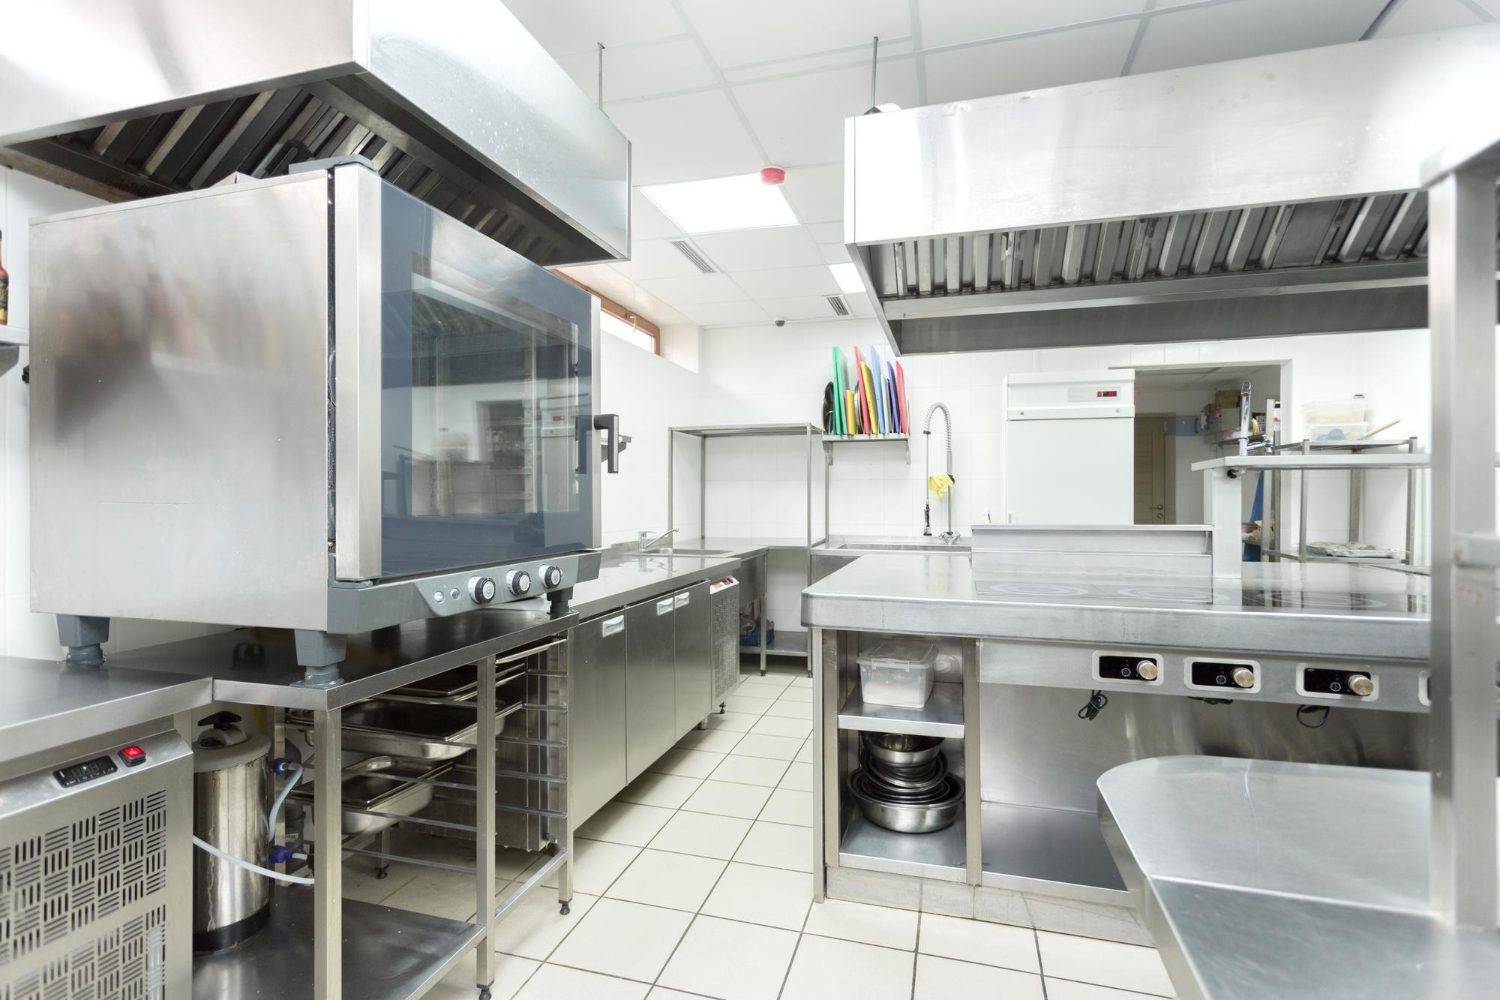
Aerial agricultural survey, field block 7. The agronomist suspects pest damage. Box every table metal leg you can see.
[376,827,390,879]
[313,707,343,1000]
[475,654,498,994]
[759,554,769,677]
[558,642,575,914]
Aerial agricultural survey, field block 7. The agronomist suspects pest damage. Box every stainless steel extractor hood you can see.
[0,0,630,266]
[844,25,1500,355]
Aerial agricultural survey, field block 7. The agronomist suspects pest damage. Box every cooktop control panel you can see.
[979,641,1421,712]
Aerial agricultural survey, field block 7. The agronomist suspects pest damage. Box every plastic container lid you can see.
[857,638,939,670]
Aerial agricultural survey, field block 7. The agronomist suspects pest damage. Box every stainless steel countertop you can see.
[564,551,744,620]
[1098,756,1500,999]
[105,608,576,711]
[0,656,213,765]
[802,555,1432,659]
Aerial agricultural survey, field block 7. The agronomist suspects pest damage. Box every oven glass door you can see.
[379,184,594,577]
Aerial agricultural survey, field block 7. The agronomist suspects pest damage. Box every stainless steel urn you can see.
[192,710,272,951]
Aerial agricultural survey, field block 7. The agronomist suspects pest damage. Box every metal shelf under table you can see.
[838,682,964,738]
[979,800,1128,904]
[838,811,967,883]
[193,888,483,999]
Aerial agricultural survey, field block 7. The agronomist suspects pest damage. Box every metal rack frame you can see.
[1421,126,1498,932]
[668,424,829,672]
[1265,437,1423,568]
[130,617,575,999]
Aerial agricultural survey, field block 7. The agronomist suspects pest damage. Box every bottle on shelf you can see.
[0,228,8,326]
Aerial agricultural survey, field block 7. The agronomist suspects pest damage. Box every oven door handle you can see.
[582,413,630,476]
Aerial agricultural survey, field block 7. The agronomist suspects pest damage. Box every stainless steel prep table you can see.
[803,553,1432,661]
[0,656,212,772]
[803,554,1444,942]
[109,609,574,1000]
[1099,756,1500,999]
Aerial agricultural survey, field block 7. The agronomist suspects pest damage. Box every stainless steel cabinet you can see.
[674,582,712,736]
[625,596,677,781]
[570,611,628,824]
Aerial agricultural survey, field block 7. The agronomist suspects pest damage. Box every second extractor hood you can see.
[0,0,630,266]
[844,25,1500,354]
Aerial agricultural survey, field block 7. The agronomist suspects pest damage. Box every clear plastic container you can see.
[1307,421,1370,442]
[1300,397,1367,427]
[857,638,937,709]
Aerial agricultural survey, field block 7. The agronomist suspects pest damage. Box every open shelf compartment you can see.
[839,810,967,883]
[838,681,964,738]
[980,800,1129,899]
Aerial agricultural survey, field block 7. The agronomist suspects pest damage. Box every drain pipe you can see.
[922,402,957,542]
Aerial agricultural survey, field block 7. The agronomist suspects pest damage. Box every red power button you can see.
[119,745,146,767]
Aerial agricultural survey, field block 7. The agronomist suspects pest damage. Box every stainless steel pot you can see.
[192,710,271,952]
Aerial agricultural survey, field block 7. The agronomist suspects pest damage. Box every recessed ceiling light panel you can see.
[640,172,798,234]
[829,261,864,295]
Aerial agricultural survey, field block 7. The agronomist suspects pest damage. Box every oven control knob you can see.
[540,564,564,589]
[1232,666,1255,689]
[505,570,533,597]
[1348,673,1374,697]
[468,576,497,604]
[1135,660,1159,681]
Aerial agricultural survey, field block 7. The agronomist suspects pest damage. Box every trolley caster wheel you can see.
[478,988,492,1000]
[559,901,571,915]
[375,867,389,880]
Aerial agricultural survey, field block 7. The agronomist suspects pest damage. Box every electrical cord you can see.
[1296,705,1330,729]
[1077,689,1109,721]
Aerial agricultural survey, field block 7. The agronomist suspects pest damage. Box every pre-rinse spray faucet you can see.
[922,402,958,544]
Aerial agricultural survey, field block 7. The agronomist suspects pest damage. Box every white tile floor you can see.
[356,664,1177,1000]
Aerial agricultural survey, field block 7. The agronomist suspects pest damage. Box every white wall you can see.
[697,319,1435,561]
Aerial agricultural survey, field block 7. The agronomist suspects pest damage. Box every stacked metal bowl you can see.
[849,732,963,833]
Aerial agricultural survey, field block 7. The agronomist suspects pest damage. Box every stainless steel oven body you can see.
[30,163,609,668]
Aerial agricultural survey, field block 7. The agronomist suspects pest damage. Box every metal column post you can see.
[701,436,707,544]
[962,640,982,882]
[475,654,498,992]
[557,642,575,910]
[811,627,827,903]
[1298,440,1311,561]
[313,707,343,999]
[1405,435,1419,566]
[1425,163,1497,931]
[667,430,674,539]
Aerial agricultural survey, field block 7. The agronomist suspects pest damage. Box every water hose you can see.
[266,758,303,842]
[193,835,314,886]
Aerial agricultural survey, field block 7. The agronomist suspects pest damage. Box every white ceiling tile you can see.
[681,300,774,327]
[844,294,875,317]
[1130,0,1386,74]
[734,60,920,166]
[780,164,844,224]
[807,222,844,244]
[613,238,710,281]
[731,265,841,299]
[679,0,911,68]
[1473,0,1500,16]
[917,0,1147,48]
[819,243,851,264]
[606,90,764,184]
[631,190,683,240]
[757,295,847,321]
[558,38,718,102]
[638,273,750,304]
[1369,0,1483,36]
[505,0,685,56]
[691,227,824,272]
[925,20,1139,102]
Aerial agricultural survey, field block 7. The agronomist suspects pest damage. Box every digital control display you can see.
[54,755,119,788]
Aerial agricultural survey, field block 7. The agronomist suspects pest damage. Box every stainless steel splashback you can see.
[0,0,630,265]
[844,25,1500,354]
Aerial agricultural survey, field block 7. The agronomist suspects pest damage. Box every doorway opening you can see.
[1130,364,1284,531]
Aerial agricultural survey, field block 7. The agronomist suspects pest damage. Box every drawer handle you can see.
[602,616,625,637]
[657,599,674,615]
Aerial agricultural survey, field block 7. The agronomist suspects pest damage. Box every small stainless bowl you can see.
[861,732,944,768]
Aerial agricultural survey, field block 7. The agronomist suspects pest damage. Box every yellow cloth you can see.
[927,474,954,499]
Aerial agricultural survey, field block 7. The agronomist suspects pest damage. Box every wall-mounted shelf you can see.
[823,433,910,463]
[838,682,964,738]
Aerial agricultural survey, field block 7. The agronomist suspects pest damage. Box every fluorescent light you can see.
[639,172,798,234]
[830,262,864,294]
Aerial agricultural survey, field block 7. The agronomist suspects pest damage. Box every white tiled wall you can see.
[697,319,1437,561]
